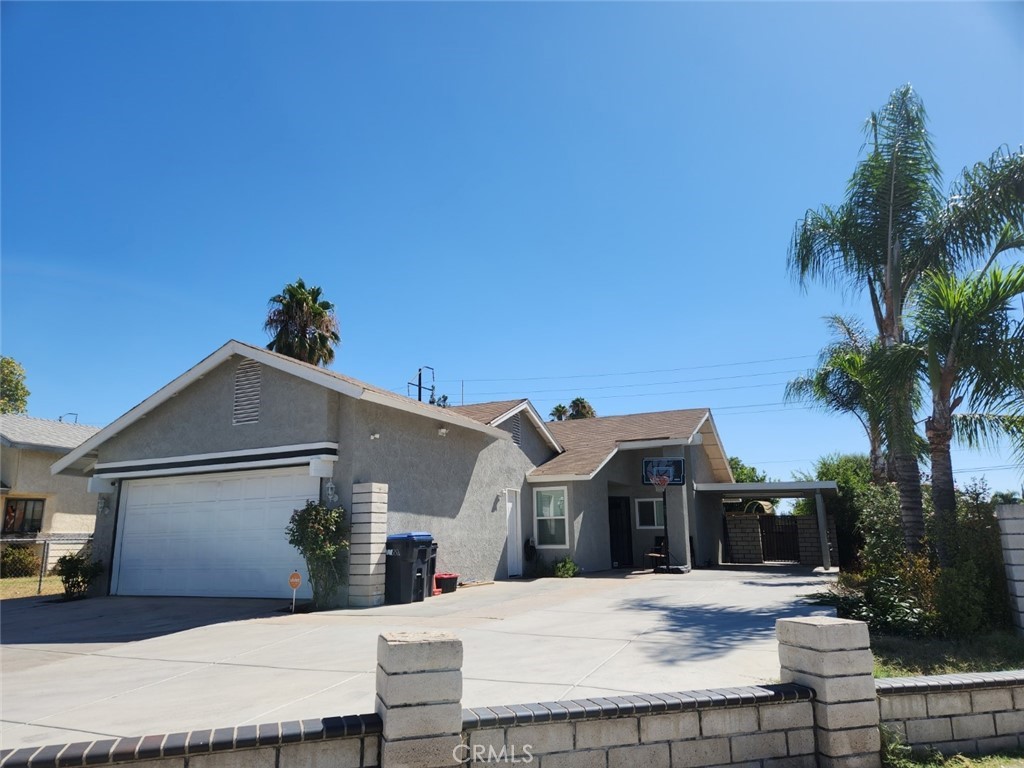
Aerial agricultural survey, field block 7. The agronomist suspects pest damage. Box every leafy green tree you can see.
[725,457,779,511]
[909,265,1024,565]
[549,404,569,421]
[0,357,29,414]
[264,278,341,367]
[789,84,1024,551]
[568,397,596,420]
[992,490,1024,505]
[794,454,873,569]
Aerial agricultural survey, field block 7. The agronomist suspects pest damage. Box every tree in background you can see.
[789,84,1024,552]
[0,357,29,414]
[725,457,779,512]
[568,397,596,420]
[794,454,873,570]
[549,404,569,421]
[908,265,1024,566]
[264,278,341,367]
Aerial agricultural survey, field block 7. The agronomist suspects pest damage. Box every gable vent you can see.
[511,413,522,446]
[233,360,261,425]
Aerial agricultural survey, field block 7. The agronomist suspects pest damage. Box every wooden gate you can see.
[758,515,800,562]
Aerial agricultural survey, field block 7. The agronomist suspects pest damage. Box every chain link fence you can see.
[0,535,94,591]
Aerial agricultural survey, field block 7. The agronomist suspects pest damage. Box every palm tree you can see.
[785,317,892,484]
[909,264,1024,565]
[549,404,569,421]
[264,278,341,367]
[789,84,1024,551]
[568,397,596,420]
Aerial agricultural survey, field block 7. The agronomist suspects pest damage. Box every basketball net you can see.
[649,473,670,491]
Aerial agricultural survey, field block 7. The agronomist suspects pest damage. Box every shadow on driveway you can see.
[1,595,286,645]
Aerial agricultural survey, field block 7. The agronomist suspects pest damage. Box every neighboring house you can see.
[51,340,831,603]
[1,414,102,569]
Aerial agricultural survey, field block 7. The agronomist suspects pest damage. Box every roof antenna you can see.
[58,413,79,424]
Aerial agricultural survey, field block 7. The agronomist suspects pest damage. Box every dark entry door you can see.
[608,496,634,568]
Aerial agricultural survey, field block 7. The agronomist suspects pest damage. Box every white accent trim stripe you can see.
[94,442,339,470]
[96,454,338,480]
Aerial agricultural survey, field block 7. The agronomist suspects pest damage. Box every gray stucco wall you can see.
[688,443,722,566]
[334,398,537,583]
[495,412,557,468]
[99,358,338,463]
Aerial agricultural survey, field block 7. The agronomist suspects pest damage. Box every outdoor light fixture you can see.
[437,427,449,437]
[325,479,339,504]
[97,497,109,516]
[369,432,381,440]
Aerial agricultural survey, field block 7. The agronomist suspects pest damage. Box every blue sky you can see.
[3,2,1022,496]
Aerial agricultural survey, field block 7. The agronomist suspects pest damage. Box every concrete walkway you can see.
[1,566,835,749]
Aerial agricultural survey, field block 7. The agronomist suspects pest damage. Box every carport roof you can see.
[694,481,839,498]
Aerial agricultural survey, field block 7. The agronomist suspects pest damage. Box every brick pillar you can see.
[377,631,463,768]
[778,617,880,768]
[349,482,388,608]
[996,504,1024,635]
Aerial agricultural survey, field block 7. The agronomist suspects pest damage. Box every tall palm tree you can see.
[785,317,891,484]
[264,278,341,367]
[909,264,1024,565]
[549,404,569,421]
[789,84,1024,551]
[568,397,596,420]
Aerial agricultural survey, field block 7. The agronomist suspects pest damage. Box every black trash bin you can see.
[385,532,434,604]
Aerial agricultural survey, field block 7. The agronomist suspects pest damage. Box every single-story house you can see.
[52,340,835,603]
[2,414,102,569]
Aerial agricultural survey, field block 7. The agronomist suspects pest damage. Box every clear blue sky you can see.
[2,2,1022,496]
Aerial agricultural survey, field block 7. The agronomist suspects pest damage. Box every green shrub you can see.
[553,556,580,578]
[286,500,349,610]
[53,549,103,599]
[1,545,40,578]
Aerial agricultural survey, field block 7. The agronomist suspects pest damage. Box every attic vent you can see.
[511,413,522,446]
[233,361,261,425]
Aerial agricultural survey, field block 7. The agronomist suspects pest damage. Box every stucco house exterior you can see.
[52,339,828,604]
[1,414,102,569]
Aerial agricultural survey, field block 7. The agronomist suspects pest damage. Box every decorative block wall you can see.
[349,482,388,608]
[724,517,763,563]
[996,504,1024,634]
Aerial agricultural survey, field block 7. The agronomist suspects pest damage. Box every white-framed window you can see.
[533,486,568,548]
[635,498,665,529]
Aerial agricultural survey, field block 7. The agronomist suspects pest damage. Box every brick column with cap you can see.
[349,482,388,608]
[376,631,463,768]
[996,504,1024,635]
[778,616,881,768]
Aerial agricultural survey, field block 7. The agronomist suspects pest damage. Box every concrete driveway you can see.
[1,566,835,750]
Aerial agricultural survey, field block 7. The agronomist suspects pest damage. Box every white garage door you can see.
[113,466,319,598]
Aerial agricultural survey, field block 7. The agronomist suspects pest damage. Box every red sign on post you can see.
[289,572,302,590]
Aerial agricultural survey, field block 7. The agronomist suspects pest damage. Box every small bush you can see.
[286,500,349,610]
[553,556,580,578]
[53,549,103,599]
[1,545,40,578]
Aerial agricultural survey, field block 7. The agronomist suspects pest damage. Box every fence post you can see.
[349,482,388,607]
[377,631,463,768]
[778,617,880,768]
[996,504,1024,635]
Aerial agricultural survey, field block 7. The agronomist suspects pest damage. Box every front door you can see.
[608,496,634,568]
[506,489,522,577]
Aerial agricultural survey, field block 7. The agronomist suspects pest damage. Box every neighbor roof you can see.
[528,409,734,483]
[52,340,510,476]
[0,414,101,454]
[451,399,562,452]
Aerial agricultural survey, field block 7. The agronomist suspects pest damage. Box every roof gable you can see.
[52,340,509,475]
[452,399,562,453]
[0,414,101,453]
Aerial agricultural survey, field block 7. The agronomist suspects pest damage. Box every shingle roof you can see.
[530,409,710,478]
[450,399,527,425]
[0,414,102,453]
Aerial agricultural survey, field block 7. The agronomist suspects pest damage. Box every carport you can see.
[693,481,839,569]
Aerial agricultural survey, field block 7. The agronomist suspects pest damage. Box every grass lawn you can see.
[873,632,1024,678]
[0,575,63,600]
[885,751,1024,767]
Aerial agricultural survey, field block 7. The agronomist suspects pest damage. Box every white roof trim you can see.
[488,401,563,452]
[94,442,339,470]
[53,340,506,476]
[98,455,338,480]
[614,438,690,450]
[694,411,735,483]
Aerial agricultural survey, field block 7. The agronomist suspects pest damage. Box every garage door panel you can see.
[115,467,319,598]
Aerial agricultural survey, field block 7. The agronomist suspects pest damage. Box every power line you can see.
[464,369,805,397]
[434,354,817,384]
